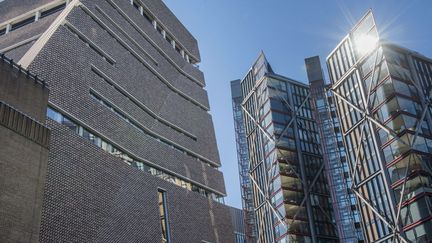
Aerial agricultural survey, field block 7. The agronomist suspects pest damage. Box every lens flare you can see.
[355,34,378,55]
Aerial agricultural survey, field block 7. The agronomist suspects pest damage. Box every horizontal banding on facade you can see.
[47,104,226,196]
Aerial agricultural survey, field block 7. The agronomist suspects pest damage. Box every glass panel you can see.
[388,63,413,81]
[40,3,66,18]
[361,48,383,77]
[375,96,421,122]
[387,154,426,183]
[382,133,410,163]
[394,176,432,202]
[384,47,409,68]
[158,190,170,243]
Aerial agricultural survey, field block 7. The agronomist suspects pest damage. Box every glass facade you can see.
[240,53,337,242]
[327,10,432,242]
[234,233,246,243]
[231,79,257,242]
[306,56,363,242]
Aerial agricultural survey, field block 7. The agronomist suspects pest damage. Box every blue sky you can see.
[163,0,432,208]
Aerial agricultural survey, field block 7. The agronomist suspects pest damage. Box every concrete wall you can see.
[0,57,49,243]
[0,59,49,121]
[0,126,49,243]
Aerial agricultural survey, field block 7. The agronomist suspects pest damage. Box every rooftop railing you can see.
[0,52,47,88]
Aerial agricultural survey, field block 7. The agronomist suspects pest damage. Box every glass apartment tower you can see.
[239,52,337,242]
[306,56,364,242]
[231,79,257,242]
[327,11,432,242]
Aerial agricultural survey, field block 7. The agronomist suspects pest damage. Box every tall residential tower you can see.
[306,56,364,242]
[238,52,337,242]
[327,10,432,242]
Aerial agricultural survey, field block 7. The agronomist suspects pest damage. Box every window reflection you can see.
[375,95,421,123]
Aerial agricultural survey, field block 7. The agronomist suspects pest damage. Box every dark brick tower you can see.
[0,0,234,242]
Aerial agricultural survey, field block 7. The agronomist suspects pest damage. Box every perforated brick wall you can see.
[40,121,234,243]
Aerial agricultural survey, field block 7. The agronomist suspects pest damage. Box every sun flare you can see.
[355,34,378,56]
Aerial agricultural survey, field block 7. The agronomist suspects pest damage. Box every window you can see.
[175,43,181,53]
[47,107,224,203]
[11,16,35,31]
[385,47,409,68]
[361,48,383,77]
[157,25,163,35]
[388,62,413,81]
[165,34,173,45]
[132,0,139,10]
[405,220,432,242]
[369,62,389,89]
[158,190,171,243]
[142,10,153,23]
[40,3,66,18]
[375,96,421,122]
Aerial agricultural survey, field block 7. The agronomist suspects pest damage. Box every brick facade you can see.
[0,0,235,242]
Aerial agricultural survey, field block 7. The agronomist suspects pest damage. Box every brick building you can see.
[0,0,234,242]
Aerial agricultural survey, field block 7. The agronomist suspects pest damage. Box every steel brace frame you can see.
[241,79,336,242]
[331,45,432,242]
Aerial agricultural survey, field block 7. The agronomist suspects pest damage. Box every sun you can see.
[354,34,378,56]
